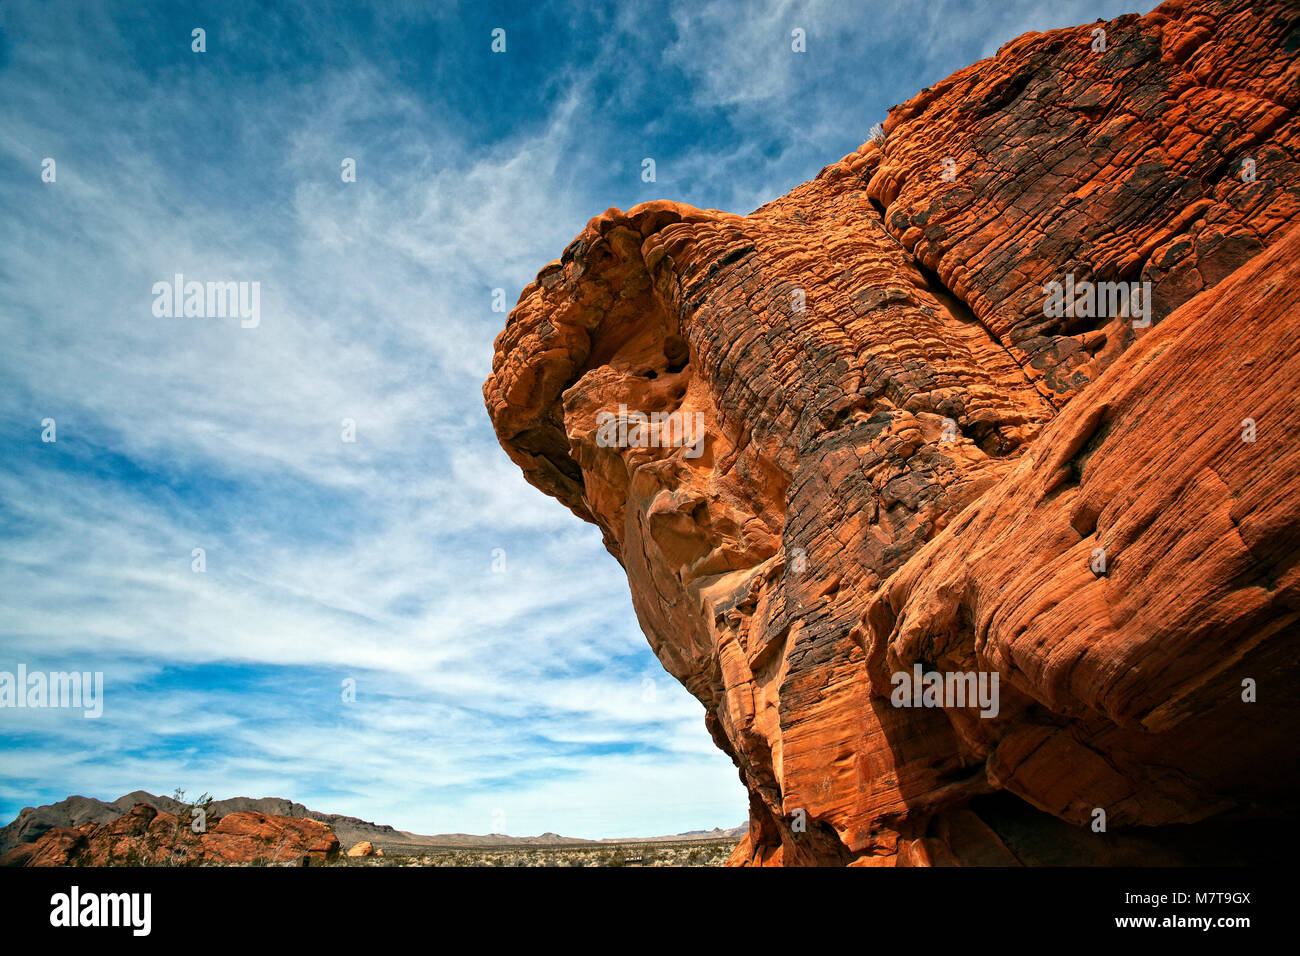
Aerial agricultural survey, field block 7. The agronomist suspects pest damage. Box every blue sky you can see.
[0,0,1151,838]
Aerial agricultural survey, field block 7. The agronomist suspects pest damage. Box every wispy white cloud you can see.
[0,0,1153,838]
[0,1,746,838]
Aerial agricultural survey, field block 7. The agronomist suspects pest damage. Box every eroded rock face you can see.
[484,0,1300,866]
[0,803,340,866]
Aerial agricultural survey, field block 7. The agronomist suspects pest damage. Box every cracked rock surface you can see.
[484,0,1300,865]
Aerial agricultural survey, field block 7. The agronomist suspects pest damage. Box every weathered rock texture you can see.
[0,802,340,866]
[0,790,401,857]
[485,0,1300,865]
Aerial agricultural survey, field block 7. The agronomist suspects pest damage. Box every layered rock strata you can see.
[484,0,1300,865]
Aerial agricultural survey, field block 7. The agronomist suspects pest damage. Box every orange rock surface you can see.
[484,0,1300,865]
[0,803,340,866]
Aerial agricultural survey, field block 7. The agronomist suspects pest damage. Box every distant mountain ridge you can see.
[0,791,403,854]
[0,792,744,855]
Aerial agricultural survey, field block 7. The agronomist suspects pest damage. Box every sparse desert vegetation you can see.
[337,840,737,867]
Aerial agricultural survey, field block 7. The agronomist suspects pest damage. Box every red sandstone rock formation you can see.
[485,0,1300,865]
[0,802,340,866]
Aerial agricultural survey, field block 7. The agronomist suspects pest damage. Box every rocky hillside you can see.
[484,0,1300,866]
[0,791,400,856]
[0,802,340,866]
[0,791,747,862]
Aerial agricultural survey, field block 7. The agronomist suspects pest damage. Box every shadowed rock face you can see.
[484,0,1300,866]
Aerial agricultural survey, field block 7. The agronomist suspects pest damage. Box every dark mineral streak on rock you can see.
[484,0,1300,866]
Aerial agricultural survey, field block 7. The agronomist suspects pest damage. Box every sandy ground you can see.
[338,839,738,867]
